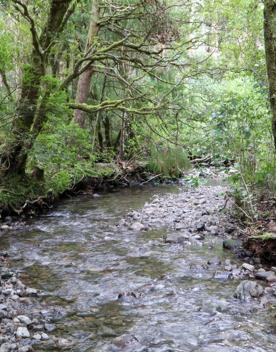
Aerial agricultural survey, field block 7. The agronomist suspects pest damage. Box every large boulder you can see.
[234,280,264,301]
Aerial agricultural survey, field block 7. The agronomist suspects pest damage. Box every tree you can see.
[0,0,74,176]
[264,0,276,150]
[74,0,99,128]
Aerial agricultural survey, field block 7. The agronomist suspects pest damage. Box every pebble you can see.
[44,323,55,332]
[16,327,30,338]
[17,315,32,325]
[241,263,255,272]
[57,338,72,348]
[33,333,41,340]
[41,332,49,340]
[129,222,145,231]
[25,287,38,296]
[255,270,275,281]
[18,347,31,352]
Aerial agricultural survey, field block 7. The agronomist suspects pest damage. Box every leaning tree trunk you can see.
[0,0,73,176]
[74,0,99,128]
[264,0,276,150]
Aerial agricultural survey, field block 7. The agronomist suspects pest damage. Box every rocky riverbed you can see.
[0,174,276,351]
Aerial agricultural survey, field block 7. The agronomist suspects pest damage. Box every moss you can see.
[0,162,118,216]
[251,232,276,241]
[0,175,45,210]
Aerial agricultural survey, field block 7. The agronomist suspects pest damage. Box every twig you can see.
[140,174,161,185]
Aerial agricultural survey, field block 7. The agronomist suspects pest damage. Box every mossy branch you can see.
[68,98,163,115]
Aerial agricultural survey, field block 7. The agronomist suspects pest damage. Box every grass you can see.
[146,146,190,177]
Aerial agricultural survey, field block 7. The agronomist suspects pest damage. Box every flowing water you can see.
[1,184,276,352]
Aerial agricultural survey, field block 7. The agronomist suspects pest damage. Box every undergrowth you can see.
[146,145,190,177]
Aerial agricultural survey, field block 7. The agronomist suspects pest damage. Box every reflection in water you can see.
[1,185,276,351]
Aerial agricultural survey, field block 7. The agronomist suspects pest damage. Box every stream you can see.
[0,179,276,352]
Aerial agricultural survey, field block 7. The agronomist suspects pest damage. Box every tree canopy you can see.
[0,0,275,211]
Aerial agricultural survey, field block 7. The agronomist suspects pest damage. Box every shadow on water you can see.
[21,264,63,292]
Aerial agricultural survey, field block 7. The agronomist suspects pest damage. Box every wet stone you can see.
[2,177,276,351]
[129,222,145,231]
[234,280,264,301]
[223,239,242,251]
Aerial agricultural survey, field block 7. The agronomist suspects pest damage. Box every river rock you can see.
[241,263,255,272]
[223,239,241,251]
[255,270,275,281]
[33,333,41,340]
[234,280,264,301]
[214,271,231,281]
[129,222,145,231]
[1,272,13,280]
[41,333,49,340]
[266,274,276,282]
[0,343,16,352]
[25,287,38,296]
[164,233,187,244]
[16,315,32,325]
[44,323,55,332]
[57,338,72,348]
[16,327,30,338]
[18,347,31,352]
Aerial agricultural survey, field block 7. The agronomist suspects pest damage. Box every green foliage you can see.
[28,119,95,195]
[146,145,190,177]
[0,175,44,210]
[0,0,275,214]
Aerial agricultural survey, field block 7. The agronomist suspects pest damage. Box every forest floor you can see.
[0,168,275,351]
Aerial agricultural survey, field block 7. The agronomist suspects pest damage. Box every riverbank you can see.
[0,171,275,351]
[0,161,167,221]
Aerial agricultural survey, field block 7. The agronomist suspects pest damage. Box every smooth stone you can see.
[164,233,187,244]
[241,263,255,272]
[255,270,275,281]
[266,274,276,283]
[214,271,231,281]
[16,327,30,338]
[41,333,49,340]
[57,338,72,348]
[25,288,38,296]
[33,334,41,341]
[196,223,205,231]
[129,222,145,231]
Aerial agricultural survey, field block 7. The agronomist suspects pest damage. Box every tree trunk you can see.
[264,0,276,149]
[103,115,111,148]
[74,0,99,127]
